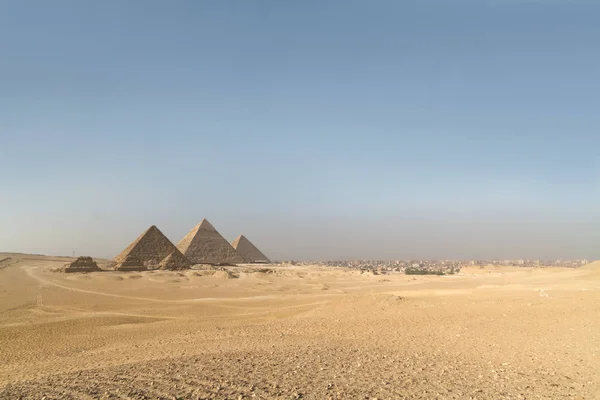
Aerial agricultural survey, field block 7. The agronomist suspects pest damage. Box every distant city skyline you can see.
[2,1,600,260]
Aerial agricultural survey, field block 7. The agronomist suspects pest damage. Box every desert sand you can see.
[1,253,599,399]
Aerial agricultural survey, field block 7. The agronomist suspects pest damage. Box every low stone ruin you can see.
[64,256,102,273]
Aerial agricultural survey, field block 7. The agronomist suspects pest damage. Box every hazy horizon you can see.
[2,1,600,260]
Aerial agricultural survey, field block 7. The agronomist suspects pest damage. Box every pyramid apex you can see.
[197,218,216,231]
[231,235,243,248]
[143,225,160,234]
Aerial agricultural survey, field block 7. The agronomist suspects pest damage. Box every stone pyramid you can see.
[158,251,192,270]
[176,219,244,265]
[114,225,190,270]
[231,235,270,263]
[64,256,102,273]
[114,254,146,271]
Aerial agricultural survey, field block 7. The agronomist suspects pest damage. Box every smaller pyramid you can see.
[231,235,270,263]
[114,254,146,271]
[158,251,192,270]
[114,225,189,269]
[177,219,245,265]
[64,256,102,273]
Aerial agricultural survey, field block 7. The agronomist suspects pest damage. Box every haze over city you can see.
[2,1,600,260]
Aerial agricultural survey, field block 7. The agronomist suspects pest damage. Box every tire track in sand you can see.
[22,265,334,310]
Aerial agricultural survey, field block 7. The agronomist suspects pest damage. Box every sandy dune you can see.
[1,253,599,399]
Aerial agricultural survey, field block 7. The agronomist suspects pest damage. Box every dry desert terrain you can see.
[1,253,599,399]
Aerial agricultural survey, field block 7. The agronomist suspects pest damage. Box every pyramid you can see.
[114,254,146,271]
[158,251,192,270]
[113,225,190,269]
[176,219,244,265]
[64,256,102,273]
[231,235,270,263]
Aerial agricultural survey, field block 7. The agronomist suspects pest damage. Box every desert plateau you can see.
[1,253,599,399]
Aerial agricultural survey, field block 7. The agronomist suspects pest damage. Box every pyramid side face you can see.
[177,222,244,265]
[114,225,180,266]
[233,235,270,263]
[113,227,152,263]
[176,219,218,254]
[121,254,144,265]
[175,223,202,255]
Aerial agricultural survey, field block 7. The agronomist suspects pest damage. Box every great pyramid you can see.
[176,219,244,265]
[113,225,191,270]
[158,251,192,270]
[64,256,102,273]
[231,235,271,263]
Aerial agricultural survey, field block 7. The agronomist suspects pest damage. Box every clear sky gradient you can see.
[2,1,599,260]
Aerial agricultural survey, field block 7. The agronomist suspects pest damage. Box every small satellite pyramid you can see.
[64,256,102,273]
[176,219,244,265]
[114,254,145,271]
[158,251,192,270]
[113,225,190,270]
[231,235,270,263]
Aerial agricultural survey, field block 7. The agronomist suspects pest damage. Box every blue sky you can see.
[1,0,599,260]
